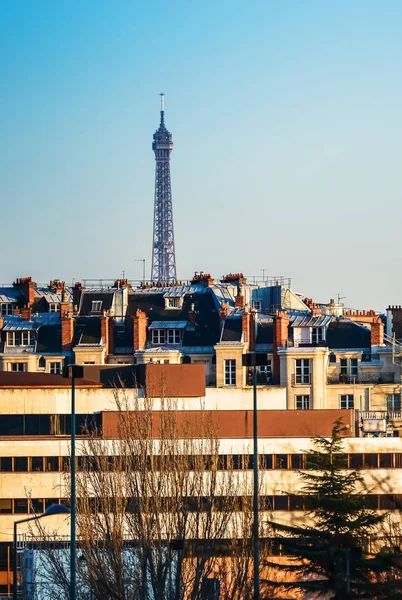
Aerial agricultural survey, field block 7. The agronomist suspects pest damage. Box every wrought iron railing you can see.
[327,372,395,384]
[291,373,311,385]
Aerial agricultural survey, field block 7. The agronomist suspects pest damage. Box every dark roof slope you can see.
[36,325,62,353]
[79,292,114,316]
[221,316,242,342]
[326,319,371,349]
[73,317,102,345]
[256,321,273,345]
[129,290,221,347]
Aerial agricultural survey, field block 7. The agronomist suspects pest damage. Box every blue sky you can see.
[1,1,401,310]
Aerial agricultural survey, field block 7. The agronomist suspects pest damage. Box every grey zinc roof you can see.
[290,314,333,328]
[148,321,188,329]
[2,316,41,331]
[34,287,73,303]
[0,288,21,303]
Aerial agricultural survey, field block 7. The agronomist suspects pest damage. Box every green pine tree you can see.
[263,419,397,599]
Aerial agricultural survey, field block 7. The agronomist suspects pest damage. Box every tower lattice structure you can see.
[151,94,177,283]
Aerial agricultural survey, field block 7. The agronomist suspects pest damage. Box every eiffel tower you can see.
[151,94,177,283]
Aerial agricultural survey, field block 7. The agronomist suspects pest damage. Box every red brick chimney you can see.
[235,285,245,309]
[108,318,115,355]
[274,311,289,349]
[0,316,3,330]
[21,306,32,321]
[100,313,109,354]
[14,277,35,307]
[61,315,74,353]
[60,302,70,319]
[249,311,256,351]
[73,282,83,313]
[371,317,384,346]
[273,311,289,383]
[220,302,230,334]
[134,310,148,351]
[188,304,197,328]
[242,309,250,345]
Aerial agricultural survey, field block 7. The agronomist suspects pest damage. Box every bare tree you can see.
[31,383,260,599]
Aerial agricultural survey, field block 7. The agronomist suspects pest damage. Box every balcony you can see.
[291,373,311,386]
[246,369,273,386]
[327,372,395,385]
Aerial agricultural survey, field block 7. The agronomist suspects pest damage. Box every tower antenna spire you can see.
[160,92,165,126]
[151,94,177,283]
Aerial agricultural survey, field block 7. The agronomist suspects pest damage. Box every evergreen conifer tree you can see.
[264,419,396,598]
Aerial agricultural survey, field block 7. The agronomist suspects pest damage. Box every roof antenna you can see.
[160,93,165,126]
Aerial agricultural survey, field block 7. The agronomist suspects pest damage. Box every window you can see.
[31,457,44,472]
[45,457,59,471]
[296,395,310,410]
[340,358,348,374]
[225,359,236,386]
[151,329,165,344]
[275,454,288,469]
[363,454,378,469]
[91,300,102,313]
[311,327,324,344]
[295,359,310,384]
[0,499,12,513]
[257,361,272,383]
[1,303,15,316]
[166,297,181,308]
[387,394,401,412]
[167,329,181,344]
[7,332,19,346]
[340,394,354,409]
[291,454,305,469]
[10,363,27,372]
[14,457,28,472]
[252,300,262,311]
[21,331,31,346]
[379,453,393,468]
[0,458,12,472]
[350,358,358,376]
[49,362,62,374]
[49,303,59,312]
[14,499,28,514]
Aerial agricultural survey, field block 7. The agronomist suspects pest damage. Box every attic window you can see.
[49,303,59,313]
[165,297,183,309]
[252,300,262,311]
[1,303,15,316]
[91,301,103,313]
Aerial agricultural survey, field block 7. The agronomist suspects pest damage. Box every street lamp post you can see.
[63,364,84,600]
[242,352,269,600]
[13,504,71,600]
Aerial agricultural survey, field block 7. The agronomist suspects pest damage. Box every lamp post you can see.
[242,352,269,600]
[13,504,71,600]
[63,364,84,600]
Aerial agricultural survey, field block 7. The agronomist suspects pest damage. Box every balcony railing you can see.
[291,373,311,386]
[361,410,402,421]
[246,370,273,386]
[327,372,395,384]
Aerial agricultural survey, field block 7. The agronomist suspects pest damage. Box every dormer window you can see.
[165,296,183,309]
[252,300,262,311]
[1,303,15,316]
[91,301,103,313]
[312,327,325,344]
[167,329,181,344]
[7,331,33,346]
[152,329,166,344]
[49,303,59,313]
